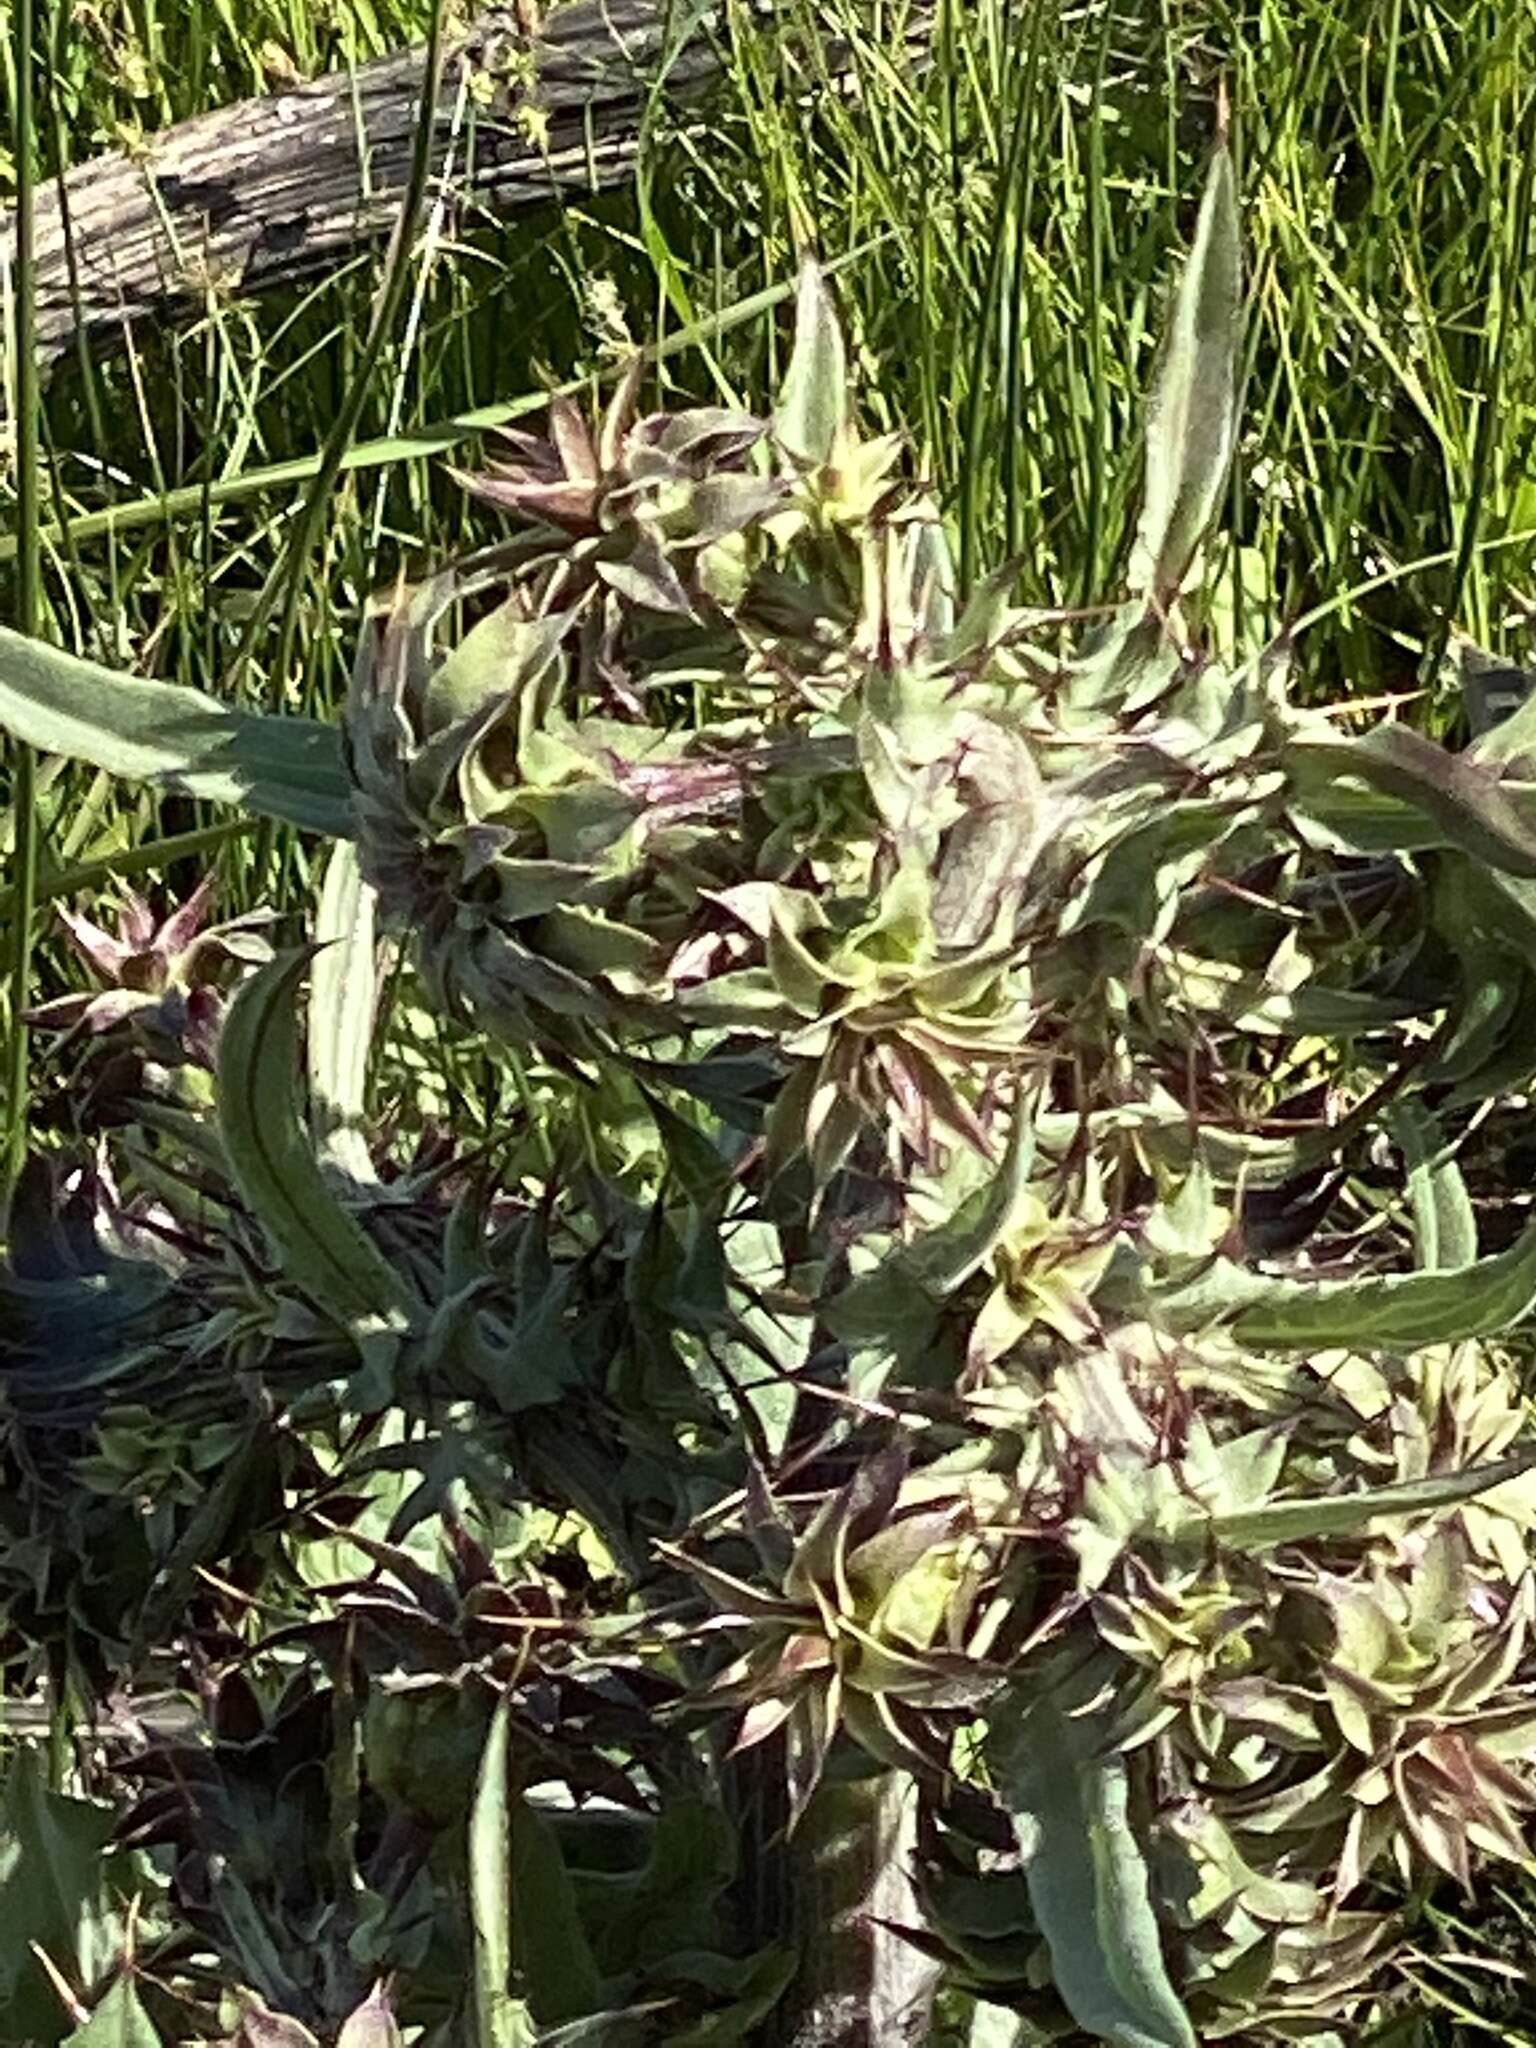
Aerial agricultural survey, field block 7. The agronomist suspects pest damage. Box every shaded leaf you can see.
[1460,637,1536,754]
[1290,725,1536,879]
[218,952,415,1351]
[471,1699,535,2048]
[776,1770,940,2048]
[0,1747,125,2047]
[511,1801,603,2024]
[61,1977,162,2047]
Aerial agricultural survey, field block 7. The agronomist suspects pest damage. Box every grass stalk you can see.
[5,0,43,1190]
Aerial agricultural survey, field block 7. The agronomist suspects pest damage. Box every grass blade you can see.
[5,0,43,1188]
[0,257,886,566]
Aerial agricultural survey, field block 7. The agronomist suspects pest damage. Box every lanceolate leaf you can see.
[908,1102,1036,1294]
[1154,1220,1536,1349]
[0,1747,125,2046]
[989,1686,1196,2048]
[308,842,380,1184]
[1129,141,1241,604]
[775,260,849,470]
[1290,726,1536,878]
[509,1802,603,2025]
[218,952,415,1347]
[1389,1102,1477,1272]
[471,1699,536,2048]
[1207,1453,1536,1551]
[0,625,352,837]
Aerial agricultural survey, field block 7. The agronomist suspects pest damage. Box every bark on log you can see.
[1,0,723,363]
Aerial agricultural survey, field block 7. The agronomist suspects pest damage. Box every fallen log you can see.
[2,0,722,363]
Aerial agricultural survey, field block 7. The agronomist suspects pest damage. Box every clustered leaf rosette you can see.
[668,1308,1536,2040]
[20,132,1536,2047]
[341,270,1062,1143]
[661,1445,1014,1831]
[902,1294,1536,2034]
[324,171,1536,2037]
[337,223,1450,1221]
[24,873,275,1072]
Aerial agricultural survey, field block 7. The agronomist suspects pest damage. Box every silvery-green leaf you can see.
[911,515,958,642]
[947,556,1021,660]
[0,623,352,837]
[907,1102,1036,1294]
[1060,604,1180,724]
[775,259,849,469]
[1289,725,1536,878]
[1291,781,1445,858]
[309,842,379,1185]
[931,719,1046,947]
[596,547,697,619]
[1128,142,1241,604]
[423,602,567,741]
[1154,1220,1536,1349]
[989,1681,1197,2048]
[1207,1454,1536,1550]
[1389,1102,1476,1272]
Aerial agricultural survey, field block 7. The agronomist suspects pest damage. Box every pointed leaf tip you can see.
[1130,143,1242,605]
[775,258,850,469]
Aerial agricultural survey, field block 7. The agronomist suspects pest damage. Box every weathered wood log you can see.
[2,0,724,363]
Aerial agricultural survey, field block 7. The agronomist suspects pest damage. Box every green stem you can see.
[5,0,43,1191]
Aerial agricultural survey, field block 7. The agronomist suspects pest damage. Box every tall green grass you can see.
[702,0,1536,687]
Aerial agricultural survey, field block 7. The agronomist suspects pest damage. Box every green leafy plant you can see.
[12,123,1536,2048]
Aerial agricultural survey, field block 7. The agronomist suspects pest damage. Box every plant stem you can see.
[5,0,43,1192]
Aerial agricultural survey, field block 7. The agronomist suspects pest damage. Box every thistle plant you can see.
[11,130,1536,2048]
